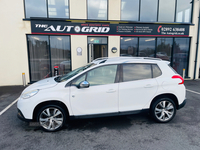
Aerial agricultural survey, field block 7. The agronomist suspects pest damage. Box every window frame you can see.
[23,0,70,19]
[87,0,108,20]
[26,34,72,83]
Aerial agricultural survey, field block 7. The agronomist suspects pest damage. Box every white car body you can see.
[17,57,186,131]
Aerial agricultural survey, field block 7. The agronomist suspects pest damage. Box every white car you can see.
[17,57,186,132]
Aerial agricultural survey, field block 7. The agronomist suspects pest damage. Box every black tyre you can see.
[37,104,67,132]
[150,98,176,123]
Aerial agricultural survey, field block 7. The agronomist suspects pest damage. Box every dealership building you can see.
[0,0,200,86]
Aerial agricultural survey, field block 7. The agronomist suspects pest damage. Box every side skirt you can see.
[69,109,149,120]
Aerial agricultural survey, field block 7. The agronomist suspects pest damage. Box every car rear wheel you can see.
[37,105,66,132]
[151,98,176,123]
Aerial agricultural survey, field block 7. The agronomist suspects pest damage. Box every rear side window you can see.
[122,64,151,82]
[152,64,162,78]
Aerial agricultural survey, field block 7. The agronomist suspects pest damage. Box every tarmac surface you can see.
[0,80,200,150]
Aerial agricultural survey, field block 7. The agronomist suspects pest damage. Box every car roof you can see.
[92,57,170,65]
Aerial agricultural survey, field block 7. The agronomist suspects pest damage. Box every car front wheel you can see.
[151,98,176,123]
[37,105,66,132]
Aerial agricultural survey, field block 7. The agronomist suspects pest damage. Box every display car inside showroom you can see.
[0,0,200,86]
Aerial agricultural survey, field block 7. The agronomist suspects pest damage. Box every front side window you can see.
[176,0,192,23]
[87,0,107,20]
[140,0,158,22]
[121,0,139,21]
[86,65,118,86]
[48,0,69,18]
[25,0,47,18]
[123,64,152,82]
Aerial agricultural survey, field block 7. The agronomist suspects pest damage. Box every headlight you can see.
[21,89,39,99]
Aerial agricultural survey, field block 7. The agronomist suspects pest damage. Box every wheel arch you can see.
[150,93,179,110]
[32,100,69,121]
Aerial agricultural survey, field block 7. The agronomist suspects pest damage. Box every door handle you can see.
[144,84,153,88]
[106,89,116,93]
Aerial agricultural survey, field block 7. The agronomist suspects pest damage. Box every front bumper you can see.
[17,109,32,122]
[177,99,186,110]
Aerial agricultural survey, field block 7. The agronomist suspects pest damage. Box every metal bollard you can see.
[182,69,185,79]
[22,73,26,87]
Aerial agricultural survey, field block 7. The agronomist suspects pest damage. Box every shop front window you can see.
[140,0,158,22]
[138,38,156,57]
[172,38,190,76]
[121,0,139,21]
[176,0,192,23]
[120,37,138,57]
[87,0,107,20]
[27,35,71,82]
[25,0,47,18]
[156,38,173,61]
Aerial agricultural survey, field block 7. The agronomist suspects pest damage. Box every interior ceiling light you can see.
[90,38,94,41]
[145,38,155,42]
[57,37,62,41]
[32,37,40,40]
[124,38,133,41]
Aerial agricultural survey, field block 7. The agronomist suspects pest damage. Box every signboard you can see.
[31,20,189,37]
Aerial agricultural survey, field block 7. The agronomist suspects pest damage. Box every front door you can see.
[88,37,108,62]
[70,65,119,116]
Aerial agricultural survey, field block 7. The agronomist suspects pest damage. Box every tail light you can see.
[172,75,184,85]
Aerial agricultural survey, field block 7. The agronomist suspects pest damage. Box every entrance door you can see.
[88,37,108,62]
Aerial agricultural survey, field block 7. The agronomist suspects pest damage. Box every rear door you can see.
[119,63,158,112]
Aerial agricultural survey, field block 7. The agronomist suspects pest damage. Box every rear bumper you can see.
[177,99,186,110]
[17,109,32,122]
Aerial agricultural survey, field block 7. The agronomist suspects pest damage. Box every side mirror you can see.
[78,81,90,88]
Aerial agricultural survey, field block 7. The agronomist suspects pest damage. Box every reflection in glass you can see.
[138,38,155,57]
[48,0,69,18]
[88,0,107,20]
[28,35,50,81]
[172,38,190,76]
[120,37,138,56]
[140,0,158,22]
[50,36,71,75]
[25,0,47,18]
[158,0,175,22]
[176,0,192,23]
[121,0,139,21]
[123,64,151,82]
[87,65,117,86]
[156,38,173,61]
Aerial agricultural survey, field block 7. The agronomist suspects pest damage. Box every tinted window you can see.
[120,37,138,57]
[25,0,47,18]
[158,0,175,22]
[86,65,117,86]
[176,0,192,23]
[140,0,158,22]
[152,64,162,78]
[48,0,69,18]
[123,64,152,82]
[121,0,139,21]
[156,38,173,61]
[87,0,107,20]
[138,38,155,57]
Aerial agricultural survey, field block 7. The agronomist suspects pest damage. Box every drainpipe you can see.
[194,0,200,79]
